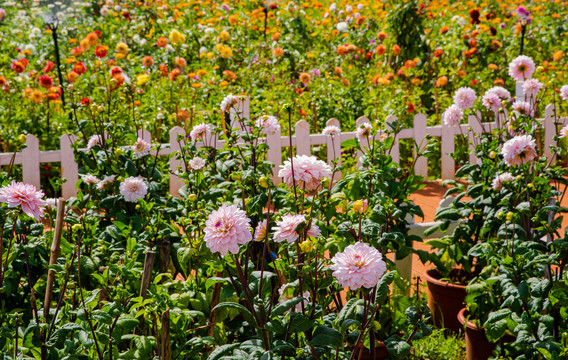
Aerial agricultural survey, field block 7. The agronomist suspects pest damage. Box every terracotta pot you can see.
[457,308,494,360]
[424,268,467,332]
[355,341,389,360]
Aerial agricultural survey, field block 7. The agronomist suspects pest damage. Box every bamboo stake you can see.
[140,251,155,299]
[43,197,65,320]
[161,309,171,360]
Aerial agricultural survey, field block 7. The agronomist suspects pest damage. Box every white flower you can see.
[329,3,337,11]
[322,125,340,136]
[336,22,348,32]
[220,94,239,113]
[131,138,151,158]
[119,177,148,202]
[255,115,281,135]
[189,157,206,171]
[81,174,100,185]
[345,5,352,12]
[442,105,463,127]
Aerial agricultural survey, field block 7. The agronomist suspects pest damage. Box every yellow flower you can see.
[115,53,126,60]
[219,80,229,87]
[553,51,563,62]
[169,29,186,44]
[80,38,91,50]
[191,83,202,88]
[219,46,233,59]
[116,42,129,54]
[136,74,150,86]
[219,30,230,41]
[197,69,207,76]
[207,52,215,60]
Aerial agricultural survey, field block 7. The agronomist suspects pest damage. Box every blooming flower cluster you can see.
[330,242,387,290]
[278,155,332,191]
[0,181,46,220]
[119,177,148,202]
[273,214,320,243]
[204,205,252,256]
[501,135,537,167]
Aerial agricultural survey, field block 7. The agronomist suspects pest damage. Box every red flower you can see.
[43,61,55,73]
[469,9,480,24]
[95,46,107,58]
[406,103,415,113]
[471,79,479,87]
[38,75,54,88]
[11,61,25,73]
[19,58,29,67]
[81,98,91,106]
[122,12,131,20]
[365,51,373,61]
[73,62,86,75]
[94,30,102,38]
[111,66,122,76]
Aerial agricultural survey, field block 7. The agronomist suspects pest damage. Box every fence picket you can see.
[137,129,152,142]
[22,135,41,190]
[441,121,455,180]
[413,113,428,178]
[355,116,370,167]
[544,104,557,160]
[266,126,282,184]
[169,127,186,198]
[295,120,311,156]
[468,113,483,165]
[325,118,342,181]
[60,135,78,198]
[386,115,400,164]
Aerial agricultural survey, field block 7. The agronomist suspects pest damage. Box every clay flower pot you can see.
[457,308,494,360]
[424,268,467,332]
[355,341,389,360]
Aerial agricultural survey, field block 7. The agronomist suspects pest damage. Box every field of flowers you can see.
[1,0,568,359]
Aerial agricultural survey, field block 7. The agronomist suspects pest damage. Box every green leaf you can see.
[385,336,411,358]
[271,296,305,317]
[207,343,239,360]
[212,302,257,327]
[309,325,343,348]
[337,298,363,324]
[484,319,507,342]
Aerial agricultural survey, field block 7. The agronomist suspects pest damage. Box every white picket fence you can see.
[1,96,564,200]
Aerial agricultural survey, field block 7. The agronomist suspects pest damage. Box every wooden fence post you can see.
[137,129,152,142]
[266,126,282,184]
[295,120,310,156]
[543,104,557,161]
[468,113,483,165]
[325,118,342,181]
[60,134,78,198]
[441,122,455,180]
[355,117,370,168]
[413,113,428,178]
[169,127,186,198]
[140,251,156,299]
[22,135,41,190]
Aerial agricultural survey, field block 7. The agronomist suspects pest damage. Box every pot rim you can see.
[424,268,467,290]
[457,307,480,331]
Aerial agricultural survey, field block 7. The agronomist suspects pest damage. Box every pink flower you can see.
[278,283,310,312]
[453,87,476,110]
[0,181,46,220]
[559,124,568,138]
[87,134,104,150]
[560,85,568,102]
[119,177,148,202]
[512,101,533,117]
[501,134,537,166]
[204,205,252,256]
[189,157,206,171]
[322,125,341,136]
[254,219,268,242]
[220,94,238,113]
[189,123,213,141]
[522,79,543,97]
[330,242,387,290]
[273,214,320,243]
[442,104,463,127]
[508,55,535,81]
[486,86,511,100]
[278,155,332,191]
[491,172,515,191]
[482,92,502,112]
[96,175,116,191]
[355,122,373,144]
[81,174,99,185]
[132,138,151,158]
[255,115,281,135]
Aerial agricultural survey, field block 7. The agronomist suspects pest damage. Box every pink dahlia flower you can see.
[453,87,476,110]
[501,134,537,166]
[442,104,463,127]
[355,122,373,144]
[330,242,387,290]
[189,123,213,141]
[255,115,281,135]
[508,55,535,81]
[322,125,341,136]
[119,177,148,202]
[273,214,320,244]
[132,138,151,158]
[254,219,268,242]
[559,124,568,139]
[0,181,46,220]
[87,134,105,150]
[81,174,99,185]
[491,172,515,191]
[486,86,511,100]
[560,85,568,102]
[522,79,543,97]
[512,101,533,117]
[96,175,116,191]
[278,155,332,191]
[220,94,239,113]
[204,205,252,256]
[482,92,502,112]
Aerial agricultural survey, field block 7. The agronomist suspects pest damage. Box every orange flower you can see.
[30,90,44,104]
[375,44,386,55]
[440,26,449,34]
[405,60,416,69]
[341,77,350,86]
[377,31,387,40]
[169,68,182,82]
[436,76,448,87]
[71,47,84,56]
[160,64,168,77]
[86,32,99,46]
[392,44,401,55]
[295,88,304,95]
[73,62,86,75]
[0,76,6,87]
[272,32,280,41]
[356,16,366,25]
[494,78,505,86]
[433,49,443,58]
[334,67,343,76]
[488,64,498,71]
[299,109,307,117]
[79,38,90,50]
[553,50,563,62]
[411,78,421,86]
[406,103,415,113]
[219,80,229,87]
[67,71,80,83]
[175,57,187,69]
[299,72,311,83]
[223,70,237,81]
[157,37,169,48]
[273,47,284,57]
[385,72,395,81]
[142,56,154,67]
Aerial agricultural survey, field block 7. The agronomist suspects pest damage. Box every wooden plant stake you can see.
[43,197,65,320]
[161,309,171,360]
[140,251,156,299]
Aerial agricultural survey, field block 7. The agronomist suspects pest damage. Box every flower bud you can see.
[352,199,368,214]
[299,239,313,253]
[489,151,496,159]
[117,176,124,182]
[506,211,514,221]
[71,224,82,232]
[259,176,269,188]
[231,172,242,181]
[135,204,140,210]
[188,193,197,202]
[18,134,27,143]
[114,148,123,156]
[321,177,331,188]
